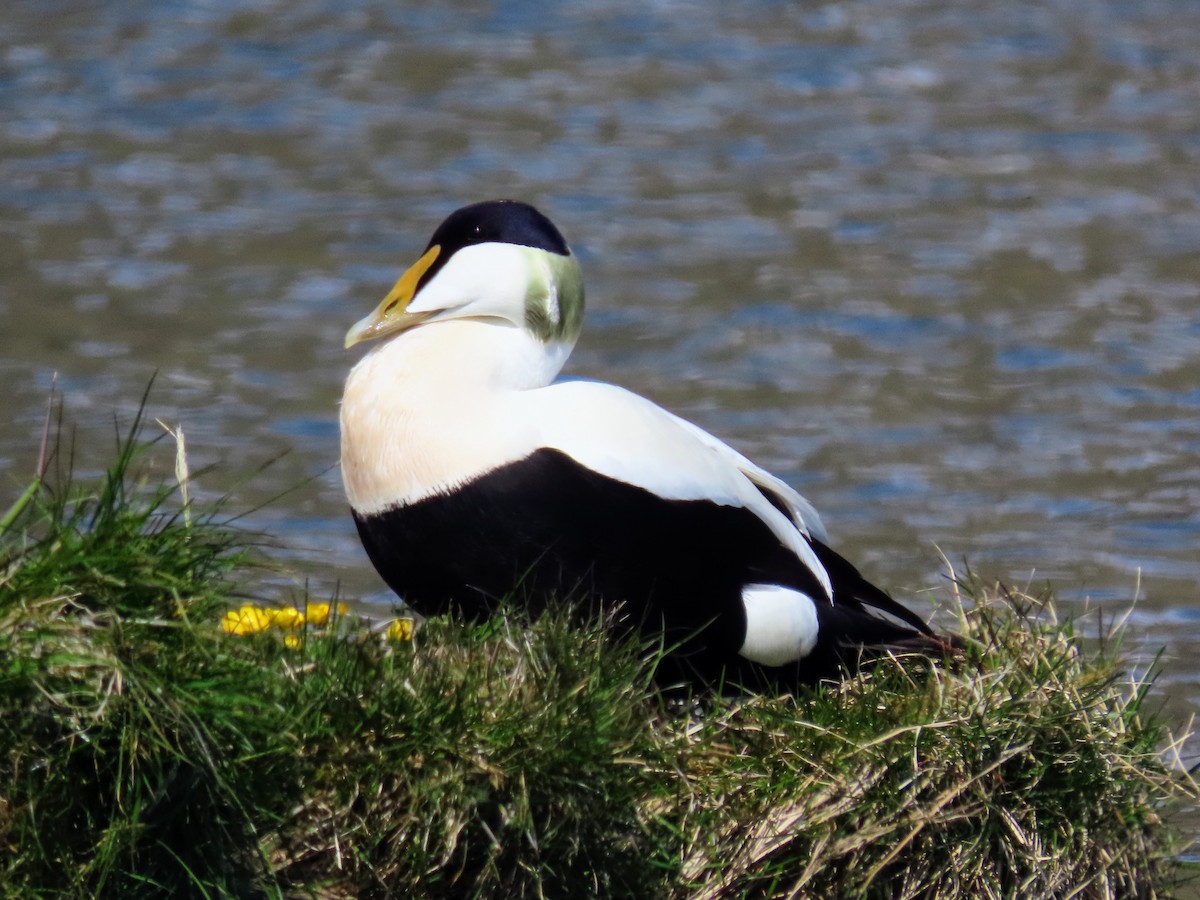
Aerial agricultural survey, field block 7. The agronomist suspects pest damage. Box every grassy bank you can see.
[1,405,1196,898]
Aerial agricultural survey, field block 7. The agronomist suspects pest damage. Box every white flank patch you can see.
[739,584,820,666]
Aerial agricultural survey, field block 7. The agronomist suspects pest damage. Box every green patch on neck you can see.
[523,248,585,343]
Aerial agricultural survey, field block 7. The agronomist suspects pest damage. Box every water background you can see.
[3,0,1198,860]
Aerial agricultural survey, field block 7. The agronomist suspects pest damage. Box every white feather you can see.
[648,406,827,543]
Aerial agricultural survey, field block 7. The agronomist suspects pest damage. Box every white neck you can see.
[340,319,574,512]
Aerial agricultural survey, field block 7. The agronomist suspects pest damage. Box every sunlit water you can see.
[3,0,1198,854]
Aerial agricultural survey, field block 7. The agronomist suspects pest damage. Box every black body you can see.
[353,448,933,689]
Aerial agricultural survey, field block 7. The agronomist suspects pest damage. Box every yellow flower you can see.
[284,633,302,650]
[306,602,349,627]
[271,606,306,629]
[386,618,415,642]
[220,601,351,641]
[221,605,275,635]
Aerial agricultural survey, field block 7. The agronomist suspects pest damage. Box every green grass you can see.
[1,400,1196,899]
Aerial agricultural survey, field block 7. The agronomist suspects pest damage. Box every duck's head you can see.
[345,200,585,350]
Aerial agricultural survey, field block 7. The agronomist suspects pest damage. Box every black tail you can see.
[803,537,964,676]
[807,537,934,636]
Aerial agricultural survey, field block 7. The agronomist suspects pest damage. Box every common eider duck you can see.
[341,199,952,689]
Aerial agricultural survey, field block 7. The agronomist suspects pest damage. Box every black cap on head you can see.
[425,200,570,258]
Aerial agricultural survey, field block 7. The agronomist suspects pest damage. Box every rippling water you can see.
[3,0,1198,847]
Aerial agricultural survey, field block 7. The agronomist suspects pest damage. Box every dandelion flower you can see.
[386,618,414,642]
[271,606,306,629]
[306,602,348,627]
[221,605,275,635]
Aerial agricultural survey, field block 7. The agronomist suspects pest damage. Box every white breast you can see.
[340,320,568,514]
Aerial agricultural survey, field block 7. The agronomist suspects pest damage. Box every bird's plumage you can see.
[341,199,950,689]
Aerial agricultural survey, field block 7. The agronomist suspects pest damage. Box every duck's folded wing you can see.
[525,380,832,601]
